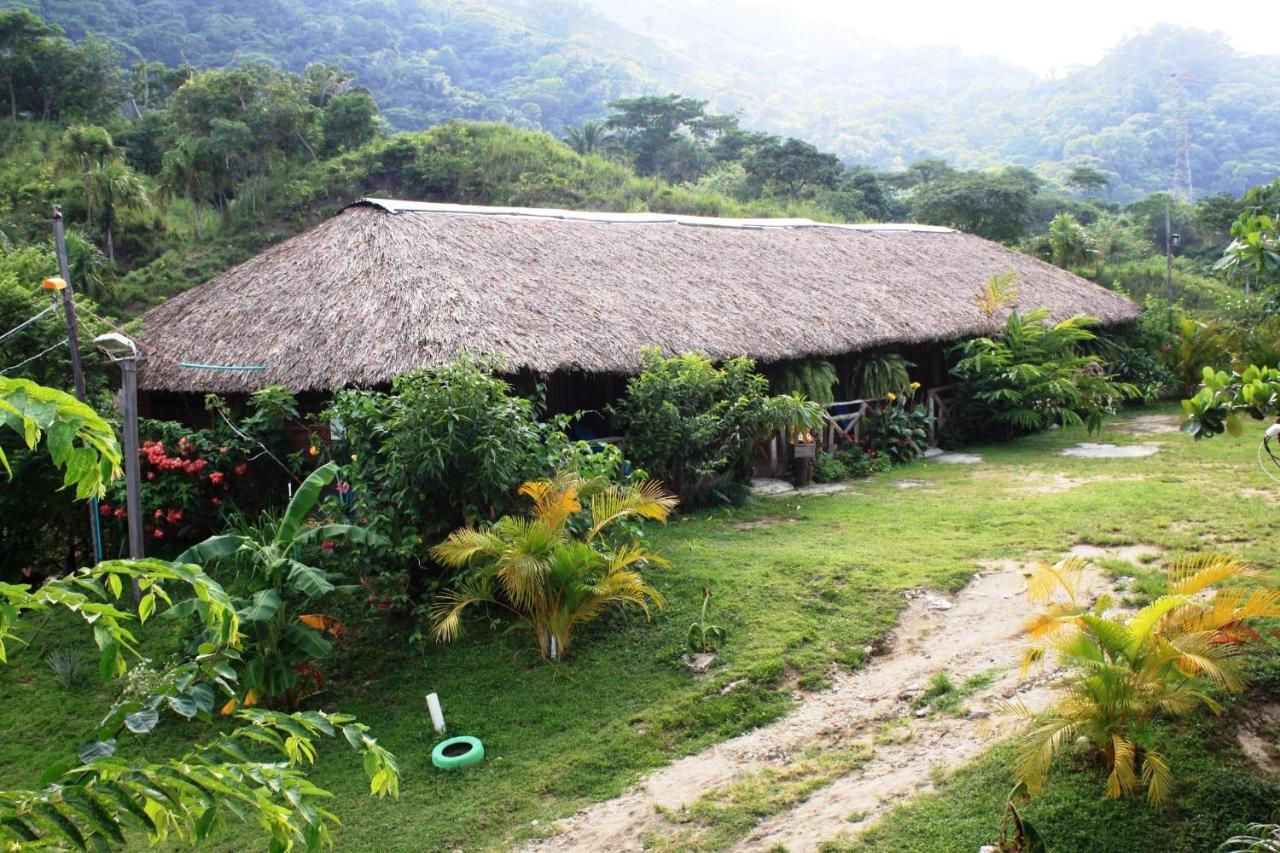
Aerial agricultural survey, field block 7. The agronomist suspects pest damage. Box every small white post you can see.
[426,693,446,734]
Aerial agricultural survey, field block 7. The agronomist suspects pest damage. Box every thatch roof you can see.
[137,199,1140,393]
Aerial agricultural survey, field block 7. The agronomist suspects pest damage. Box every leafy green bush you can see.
[328,355,570,570]
[611,349,824,505]
[950,308,1139,439]
[769,359,839,405]
[862,397,934,464]
[812,452,850,483]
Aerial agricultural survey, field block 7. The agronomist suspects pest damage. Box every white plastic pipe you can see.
[426,692,446,734]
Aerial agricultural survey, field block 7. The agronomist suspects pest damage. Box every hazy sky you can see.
[779,1,1279,76]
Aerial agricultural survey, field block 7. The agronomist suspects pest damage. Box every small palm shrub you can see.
[431,473,677,661]
[1012,555,1280,806]
[1221,824,1280,852]
[45,648,88,690]
[951,308,1139,439]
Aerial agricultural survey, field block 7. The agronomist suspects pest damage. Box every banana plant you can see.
[176,462,386,709]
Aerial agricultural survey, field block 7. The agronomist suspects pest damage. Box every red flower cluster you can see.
[142,439,213,477]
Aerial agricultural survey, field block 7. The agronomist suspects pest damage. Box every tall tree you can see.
[88,160,150,262]
[744,137,842,197]
[605,94,710,178]
[911,171,1033,242]
[1065,164,1110,196]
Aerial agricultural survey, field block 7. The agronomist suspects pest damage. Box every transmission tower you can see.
[1170,72,1194,200]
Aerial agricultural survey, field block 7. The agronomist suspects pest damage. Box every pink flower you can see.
[321,540,335,552]
[209,471,225,486]
[233,463,248,476]
[153,529,164,540]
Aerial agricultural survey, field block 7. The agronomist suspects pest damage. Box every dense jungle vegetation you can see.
[13,0,1280,196]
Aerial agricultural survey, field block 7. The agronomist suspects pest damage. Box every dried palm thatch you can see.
[137,200,1140,393]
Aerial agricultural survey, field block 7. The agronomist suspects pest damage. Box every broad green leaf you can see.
[275,462,338,546]
[123,709,159,734]
[78,739,117,761]
[240,588,281,622]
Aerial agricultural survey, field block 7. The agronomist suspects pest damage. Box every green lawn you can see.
[2,405,1277,851]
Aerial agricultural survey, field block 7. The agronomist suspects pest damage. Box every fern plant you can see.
[951,308,1139,437]
[772,359,839,405]
[432,473,677,661]
[1012,555,1280,807]
[846,353,913,400]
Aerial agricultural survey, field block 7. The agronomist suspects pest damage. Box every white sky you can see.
[778,0,1279,76]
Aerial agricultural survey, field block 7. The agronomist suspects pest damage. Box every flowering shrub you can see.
[862,391,934,464]
[102,388,301,554]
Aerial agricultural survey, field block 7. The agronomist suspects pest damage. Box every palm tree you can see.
[1046,212,1094,270]
[62,229,112,302]
[87,160,150,262]
[562,119,614,157]
[59,125,117,224]
[431,473,677,661]
[1013,555,1280,806]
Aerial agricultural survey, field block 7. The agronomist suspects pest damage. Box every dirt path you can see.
[526,563,1115,853]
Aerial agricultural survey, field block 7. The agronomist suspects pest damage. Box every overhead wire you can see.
[0,304,57,345]
[1,339,67,375]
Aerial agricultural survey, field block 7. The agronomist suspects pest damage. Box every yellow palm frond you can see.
[1026,557,1088,606]
[520,475,583,531]
[1105,736,1138,799]
[1141,747,1173,809]
[1167,553,1249,596]
[1014,716,1080,793]
[1126,595,1190,647]
[430,527,507,568]
[587,480,678,541]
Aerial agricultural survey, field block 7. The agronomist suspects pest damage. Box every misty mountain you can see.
[18,0,1280,197]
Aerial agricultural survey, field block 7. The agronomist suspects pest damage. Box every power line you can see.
[0,304,57,345]
[1,339,66,375]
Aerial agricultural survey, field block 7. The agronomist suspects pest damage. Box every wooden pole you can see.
[52,204,103,563]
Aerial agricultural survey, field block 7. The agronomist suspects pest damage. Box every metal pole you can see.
[120,358,145,565]
[52,204,102,563]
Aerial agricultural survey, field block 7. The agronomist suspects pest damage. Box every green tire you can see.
[431,735,484,770]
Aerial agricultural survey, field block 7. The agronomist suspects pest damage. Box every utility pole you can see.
[95,333,145,601]
[1164,196,1174,307]
[51,204,103,563]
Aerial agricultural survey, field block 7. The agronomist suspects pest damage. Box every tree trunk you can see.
[105,223,115,263]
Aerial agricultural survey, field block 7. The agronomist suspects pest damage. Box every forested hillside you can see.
[587,1,1280,198]
[12,0,660,130]
[14,0,1280,198]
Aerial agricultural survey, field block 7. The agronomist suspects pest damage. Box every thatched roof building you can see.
[137,199,1140,394]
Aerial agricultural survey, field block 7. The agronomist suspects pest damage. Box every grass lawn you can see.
[1,404,1277,851]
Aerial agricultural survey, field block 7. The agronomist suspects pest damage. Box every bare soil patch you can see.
[1236,703,1280,775]
[1061,443,1159,459]
[1067,543,1165,567]
[525,564,1115,853]
[1010,471,1146,496]
[1113,413,1182,436]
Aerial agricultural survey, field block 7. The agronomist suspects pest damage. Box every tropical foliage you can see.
[0,378,400,850]
[951,309,1139,438]
[430,473,677,661]
[1011,555,1280,806]
[612,349,824,505]
[176,462,386,708]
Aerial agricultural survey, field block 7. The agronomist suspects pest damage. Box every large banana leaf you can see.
[287,561,335,598]
[274,462,338,546]
[293,523,387,548]
[175,534,248,566]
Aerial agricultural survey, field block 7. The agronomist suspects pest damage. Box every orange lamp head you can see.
[41,276,66,291]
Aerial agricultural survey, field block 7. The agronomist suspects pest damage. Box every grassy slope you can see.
[1,405,1277,851]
